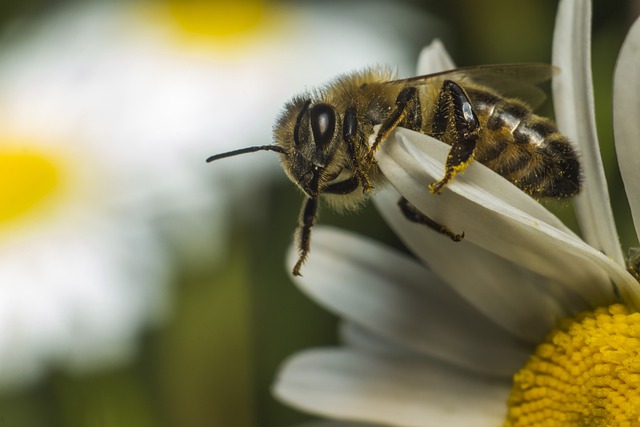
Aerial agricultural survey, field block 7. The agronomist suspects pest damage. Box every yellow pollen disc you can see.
[0,152,59,223]
[132,0,268,49]
[504,304,640,427]
[167,0,264,38]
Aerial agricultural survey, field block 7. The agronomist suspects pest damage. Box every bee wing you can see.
[389,63,558,110]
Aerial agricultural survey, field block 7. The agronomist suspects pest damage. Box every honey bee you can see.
[207,64,582,276]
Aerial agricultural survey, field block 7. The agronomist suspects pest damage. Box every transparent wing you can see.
[387,63,558,110]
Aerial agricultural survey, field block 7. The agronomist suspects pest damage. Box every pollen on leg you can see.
[504,304,640,427]
[429,161,470,194]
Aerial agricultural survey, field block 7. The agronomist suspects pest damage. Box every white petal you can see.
[339,322,422,357]
[552,0,624,266]
[274,349,510,427]
[376,128,640,310]
[416,39,456,75]
[613,15,640,245]
[0,217,170,388]
[374,187,568,343]
[287,227,529,377]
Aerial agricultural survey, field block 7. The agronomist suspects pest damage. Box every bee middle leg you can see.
[370,86,423,154]
[429,80,481,194]
[398,197,464,241]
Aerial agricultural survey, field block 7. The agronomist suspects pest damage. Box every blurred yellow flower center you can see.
[505,304,640,426]
[0,152,58,223]
[166,0,264,38]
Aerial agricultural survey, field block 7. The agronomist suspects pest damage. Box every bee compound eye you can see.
[309,103,336,149]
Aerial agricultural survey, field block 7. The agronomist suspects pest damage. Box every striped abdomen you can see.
[468,88,581,199]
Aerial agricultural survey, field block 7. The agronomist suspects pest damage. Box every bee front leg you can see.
[324,176,360,195]
[292,197,318,277]
[291,178,360,276]
[429,80,481,194]
[370,86,422,154]
[398,197,464,241]
[344,107,373,193]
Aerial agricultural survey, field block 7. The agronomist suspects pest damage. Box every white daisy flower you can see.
[273,0,640,425]
[0,0,435,391]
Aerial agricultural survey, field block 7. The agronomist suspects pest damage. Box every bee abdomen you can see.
[475,101,581,199]
[527,135,582,198]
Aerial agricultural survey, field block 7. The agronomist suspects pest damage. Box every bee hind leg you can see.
[398,197,464,241]
[429,80,481,194]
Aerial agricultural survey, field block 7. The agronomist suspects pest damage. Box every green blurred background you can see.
[0,0,637,426]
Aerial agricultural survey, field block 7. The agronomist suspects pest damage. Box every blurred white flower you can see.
[273,0,640,425]
[0,0,436,390]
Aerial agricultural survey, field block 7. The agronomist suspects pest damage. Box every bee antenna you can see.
[206,145,288,163]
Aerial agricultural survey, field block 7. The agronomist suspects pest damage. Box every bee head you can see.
[207,97,343,200]
[276,99,342,198]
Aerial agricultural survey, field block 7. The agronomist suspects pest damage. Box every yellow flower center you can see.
[505,304,640,427]
[0,150,59,224]
[137,0,275,51]
[166,0,265,39]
